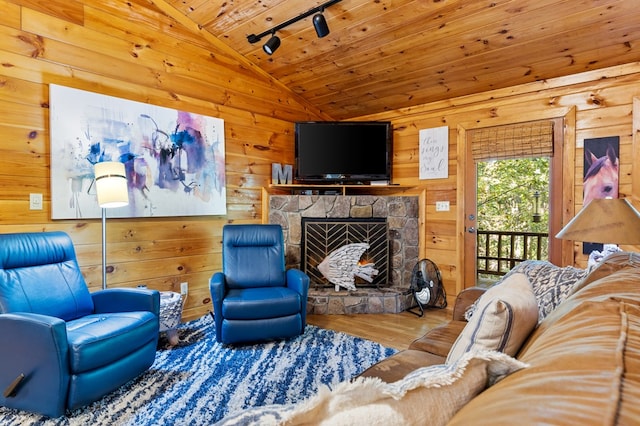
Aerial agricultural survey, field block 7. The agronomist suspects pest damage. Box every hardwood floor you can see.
[307,309,450,351]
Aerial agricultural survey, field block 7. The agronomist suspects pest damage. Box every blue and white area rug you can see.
[0,315,396,425]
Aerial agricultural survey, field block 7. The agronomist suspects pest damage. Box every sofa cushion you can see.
[448,298,636,425]
[222,224,286,289]
[66,311,159,373]
[0,230,95,322]
[446,273,538,364]
[408,319,467,357]
[222,287,301,320]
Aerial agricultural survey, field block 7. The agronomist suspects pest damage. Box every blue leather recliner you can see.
[0,231,160,418]
[210,224,310,345]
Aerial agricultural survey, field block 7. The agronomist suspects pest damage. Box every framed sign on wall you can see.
[49,85,226,219]
[419,126,449,180]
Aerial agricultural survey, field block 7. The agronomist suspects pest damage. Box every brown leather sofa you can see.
[359,252,640,424]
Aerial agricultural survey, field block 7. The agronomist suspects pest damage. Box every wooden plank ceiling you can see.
[159,0,640,120]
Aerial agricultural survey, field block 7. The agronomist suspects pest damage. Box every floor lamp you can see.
[94,161,129,290]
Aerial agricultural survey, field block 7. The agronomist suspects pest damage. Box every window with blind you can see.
[468,120,554,161]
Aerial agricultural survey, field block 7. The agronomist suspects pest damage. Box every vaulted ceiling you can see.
[163,0,640,120]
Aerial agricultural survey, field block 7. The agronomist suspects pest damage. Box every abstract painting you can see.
[50,84,226,219]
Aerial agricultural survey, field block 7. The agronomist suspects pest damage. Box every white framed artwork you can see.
[419,126,449,180]
[49,84,226,219]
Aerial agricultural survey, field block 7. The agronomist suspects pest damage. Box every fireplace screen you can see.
[301,218,389,288]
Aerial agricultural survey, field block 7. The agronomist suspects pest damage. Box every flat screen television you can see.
[294,121,393,184]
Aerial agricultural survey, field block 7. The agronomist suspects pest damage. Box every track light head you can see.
[263,34,281,55]
[313,13,330,38]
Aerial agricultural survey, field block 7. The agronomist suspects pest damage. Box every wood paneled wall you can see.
[364,64,640,305]
[2,0,640,317]
[0,0,324,321]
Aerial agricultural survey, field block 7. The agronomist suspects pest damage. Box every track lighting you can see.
[247,0,341,55]
[263,34,281,55]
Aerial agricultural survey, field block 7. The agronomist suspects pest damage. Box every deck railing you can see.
[476,230,548,277]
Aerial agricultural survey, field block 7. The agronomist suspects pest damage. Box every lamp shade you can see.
[95,161,129,208]
[555,198,640,245]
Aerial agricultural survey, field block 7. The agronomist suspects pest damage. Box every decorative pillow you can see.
[447,272,538,365]
[515,261,587,320]
[465,260,586,322]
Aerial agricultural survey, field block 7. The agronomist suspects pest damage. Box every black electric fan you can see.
[407,258,447,317]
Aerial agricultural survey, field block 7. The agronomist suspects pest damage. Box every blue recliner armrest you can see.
[0,313,70,418]
[286,268,309,295]
[92,288,160,316]
[286,268,310,327]
[210,272,227,342]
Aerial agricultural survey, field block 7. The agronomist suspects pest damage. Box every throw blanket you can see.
[217,350,528,426]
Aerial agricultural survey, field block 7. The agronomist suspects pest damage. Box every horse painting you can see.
[583,144,619,206]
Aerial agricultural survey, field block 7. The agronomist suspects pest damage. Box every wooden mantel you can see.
[267,183,415,196]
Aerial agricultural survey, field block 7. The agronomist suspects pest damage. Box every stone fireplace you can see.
[268,194,419,314]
